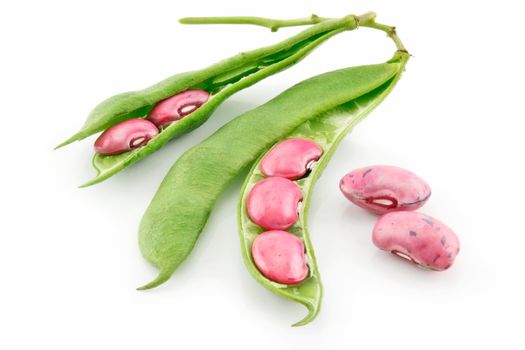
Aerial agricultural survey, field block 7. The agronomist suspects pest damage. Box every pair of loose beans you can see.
[340,165,460,270]
[247,138,323,285]
[94,90,209,155]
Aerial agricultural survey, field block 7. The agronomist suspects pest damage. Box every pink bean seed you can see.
[94,118,159,155]
[340,165,431,214]
[146,89,210,128]
[260,138,323,179]
[252,230,309,284]
[247,177,303,230]
[372,211,460,271]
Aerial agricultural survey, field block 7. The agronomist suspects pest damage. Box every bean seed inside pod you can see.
[372,211,460,271]
[147,89,210,128]
[94,118,159,155]
[247,177,303,230]
[252,230,309,284]
[339,165,431,214]
[260,138,323,179]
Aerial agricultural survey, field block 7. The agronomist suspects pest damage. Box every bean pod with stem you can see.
[138,13,408,303]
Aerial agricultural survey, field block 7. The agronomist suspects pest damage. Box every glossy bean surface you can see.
[147,90,209,128]
[94,119,159,155]
[252,230,308,285]
[340,165,431,214]
[247,177,303,230]
[259,138,323,179]
[372,211,460,271]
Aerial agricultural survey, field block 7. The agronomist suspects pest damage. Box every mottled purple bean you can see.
[146,89,210,128]
[372,211,460,271]
[247,177,303,230]
[259,138,323,179]
[252,230,309,285]
[339,165,431,214]
[94,118,159,155]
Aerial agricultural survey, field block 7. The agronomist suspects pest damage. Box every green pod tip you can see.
[136,269,173,291]
[292,301,320,327]
[54,132,87,150]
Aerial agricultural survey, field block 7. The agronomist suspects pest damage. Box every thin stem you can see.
[179,14,331,32]
[180,12,408,53]
[357,13,408,53]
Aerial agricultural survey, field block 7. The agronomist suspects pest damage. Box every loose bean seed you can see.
[339,165,431,214]
[372,211,460,271]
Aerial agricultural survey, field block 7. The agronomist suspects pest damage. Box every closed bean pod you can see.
[147,89,210,128]
[247,177,303,230]
[94,119,159,155]
[259,138,323,179]
[339,165,431,214]
[372,211,460,271]
[252,230,309,285]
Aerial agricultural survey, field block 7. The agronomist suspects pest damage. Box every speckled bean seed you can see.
[146,89,210,128]
[94,118,159,155]
[259,138,323,179]
[372,211,460,271]
[340,165,431,214]
[252,230,309,284]
[247,177,303,230]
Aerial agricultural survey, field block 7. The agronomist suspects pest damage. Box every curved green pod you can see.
[138,59,402,291]
[56,16,361,186]
[238,52,409,326]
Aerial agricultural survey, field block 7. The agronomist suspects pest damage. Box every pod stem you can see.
[180,12,408,54]
[357,13,408,53]
[179,14,330,32]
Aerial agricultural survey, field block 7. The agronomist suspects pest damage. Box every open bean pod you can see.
[238,52,409,326]
[56,16,360,187]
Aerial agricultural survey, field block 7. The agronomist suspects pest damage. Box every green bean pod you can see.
[138,57,404,291]
[56,16,360,187]
[238,52,409,326]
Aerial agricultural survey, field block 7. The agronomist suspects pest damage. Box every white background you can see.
[1,0,524,349]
